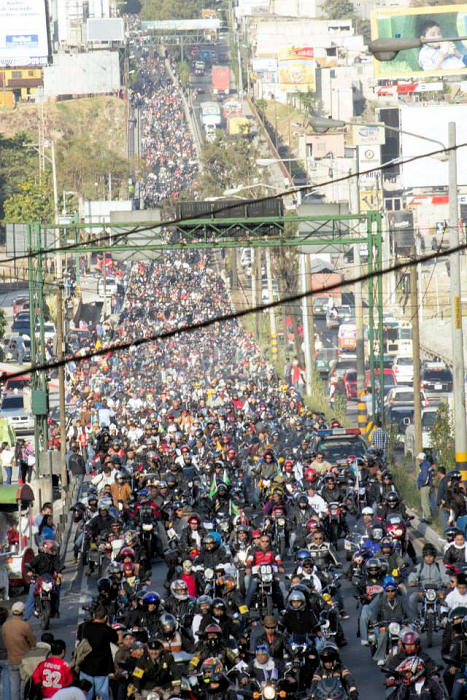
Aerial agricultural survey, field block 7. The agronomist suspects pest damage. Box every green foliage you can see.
[0,132,37,221]
[3,175,54,224]
[322,0,354,19]
[178,60,191,88]
[255,99,268,115]
[140,0,201,20]
[430,402,455,471]
[197,138,262,198]
[392,457,421,512]
[0,309,7,340]
[123,0,142,12]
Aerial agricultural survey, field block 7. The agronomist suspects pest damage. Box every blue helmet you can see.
[143,591,160,607]
[296,549,311,563]
[383,576,397,591]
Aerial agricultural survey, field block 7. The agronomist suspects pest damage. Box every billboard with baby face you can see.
[371,4,467,78]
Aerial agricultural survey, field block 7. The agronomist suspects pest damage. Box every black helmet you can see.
[448,606,467,621]
[212,597,226,612]
[365,557,383,577]
[97,577,112,594]
[450,470,462,482]
[320,643,339,665]
[422,543,436,557]
[385,491,399,506]
[445,526,458,543]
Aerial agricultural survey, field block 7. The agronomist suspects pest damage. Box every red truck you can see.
[212,65,230,95]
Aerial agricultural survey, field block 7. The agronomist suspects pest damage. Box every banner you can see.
[278,48,316,93]
[0,0,49,67]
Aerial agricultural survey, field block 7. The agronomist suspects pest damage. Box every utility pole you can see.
[265,248,278,365]
[255,248,262,339]
[56,281,67,494]
[349,156,365,398]
[410,249,422,458]
[448,122,467,474]
[301,253,315,395]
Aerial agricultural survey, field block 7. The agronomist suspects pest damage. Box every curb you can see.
[408,507,446,553]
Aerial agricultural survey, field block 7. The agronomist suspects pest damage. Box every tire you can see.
[40,600,51,630]
[425,616,433,648]
[266,595,273,616]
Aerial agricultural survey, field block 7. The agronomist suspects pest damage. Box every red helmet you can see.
[395,656,425,685]
[119,547,135,560]
[252,529,262,538]
[188,514,201,525]
[181,445,190,454]
[205,623,222,636]
[306,518,319,533]
[304,467,317,483]
[226,448,236,459]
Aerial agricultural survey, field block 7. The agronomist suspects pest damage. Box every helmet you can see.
[370,527,384,542]
[288,590,306,611]
[98,497,112,511]
[445,526,458,543]
[197,595,212,611]
[307,518,319,533]
[97,577,112,594]
[119,547,135,560]
[201,657,224,681]
[448,606,467,621]
[422,543,436,557]
[212,598,226,612]
[255,643,270,655]
[170,579,189,600]
[108,561,123,575]
[380,537,394,550]
[296,549,312,563]
[42,540,57,553]
[400,630,420,649]
[319,643,339,665]
[304,467,317,483]
[142,591,160,607]
[159,613,176,636]
[383,577,398,592]
[297,493,308,507]
[325,474,336,483]
[203,534,218,548]
[204,623,222,636]
[222,575,236,592]
[188,514,201,525]
[395,656,425,685]
[365,557,383,577]
[450,470,462,482]
[362,507,374,516]
[385,491,400,506]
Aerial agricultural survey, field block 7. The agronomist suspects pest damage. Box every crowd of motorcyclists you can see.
[15,33,467,700]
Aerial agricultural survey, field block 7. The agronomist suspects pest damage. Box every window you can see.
[11,71,22,78]
[28,70,34,76]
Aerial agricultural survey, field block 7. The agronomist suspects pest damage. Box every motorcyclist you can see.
[312,643,359,699]
[383,630,438,688]
[378,491,417,565]
[164,579,195,629]
[194,657,237,700]
[190,623,238,671]
[394,656,445,700]
[197,597,239,641]
[24,540,62,621]
[288,492,316,555]
[408,543,449,617]
[366,578,411,664]
[279,589,320,636]
[245,532,285,610]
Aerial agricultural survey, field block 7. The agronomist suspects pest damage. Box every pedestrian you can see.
[370,420,388,459]
[0,606,9,700]
[67,444,86,480]
[1,601,35,700]
[436,466,449,530]
[0,441,16,485]
[77,605,119,700]
[416,452,433,524]
[51,679,92,700]
[16,333,25,365]
[32,639,73,697]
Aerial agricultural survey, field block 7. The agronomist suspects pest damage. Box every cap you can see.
[122,630,135,638]
[12,602,25,614]
[131,641,145,651]
[417,452,426,461]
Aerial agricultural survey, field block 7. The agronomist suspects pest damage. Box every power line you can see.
[0,141,465,266]
[4,236,466,383]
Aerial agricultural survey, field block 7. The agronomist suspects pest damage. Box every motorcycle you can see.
[417,585,445,647]
[250,563,275,617]
[139,506,156,561]
[283,633,318,690]
[368,620,404,661]
[34,574,57,630]
[326,502,346,548]
[385,514,409,555]
[311,679,348,699]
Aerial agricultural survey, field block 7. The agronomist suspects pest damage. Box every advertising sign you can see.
[278,48,316,93]
[0,0,49,67]
[237,0,270,16]
[252,57,278,72]
[359,189,383,212]
[358,145,381,187]
[352,124,386,146]
[371,4,467,79]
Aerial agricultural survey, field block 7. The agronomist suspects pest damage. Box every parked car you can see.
[404,407,437,457]
[12,296,29,316]
[35,322,56,343]
[313,296,330,318]
[421,362,453,398]
[0,391,34,433]
[392,356,414,385]
[316,347,338,378]
[386,405,414,447]
[11,318,31,335]
[365,368,396,396]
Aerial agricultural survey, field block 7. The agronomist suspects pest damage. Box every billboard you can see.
[237,0,270,16]
[252,57,278,72]
[87,18,124,43]
[371,4,467,79]
[351,124,386,146]
[399,104,467,187]
[0,0,49,67]
[278,48,316,93]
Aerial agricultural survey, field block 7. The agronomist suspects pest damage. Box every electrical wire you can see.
[0,140,464,266]
[3,236,466,383]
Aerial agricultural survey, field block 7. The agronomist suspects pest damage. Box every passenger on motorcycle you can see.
[288,493,316,555]
[394,656,444,700]
[239,643,280,685]
[383,629,438,686]
[190,623,238,671]
[408,543,449,617]
[366,579,411,664]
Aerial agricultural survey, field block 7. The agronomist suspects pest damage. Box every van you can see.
[338,323,357,351]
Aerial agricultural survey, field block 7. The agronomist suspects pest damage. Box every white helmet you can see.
[362,507,374,516]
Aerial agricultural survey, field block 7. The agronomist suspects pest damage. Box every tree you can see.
[3,175,54,224]
[196,138,263,199]
[0,132,37,221]
[140,0,201,20]
[429,402,455,471]
[322,0,354,19]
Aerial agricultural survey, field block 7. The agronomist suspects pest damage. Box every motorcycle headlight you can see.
[237,551,247,563]
[263,684,276,700]
[142,524,153,531]
[205,568,214,580]
[43,582,53,592]
[388,622,400,636]
[425,588,437,602]
[278,518,285,526]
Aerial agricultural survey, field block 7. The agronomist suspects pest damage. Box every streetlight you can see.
[256,157,305,167]
[369,35,467,61]
[223,183,284,196]
[368,37,467,474]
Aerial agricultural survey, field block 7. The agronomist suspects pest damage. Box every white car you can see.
[392,356,414,385]
[404,407,437,456]
[97,277,118,297]
[384,386,429,409]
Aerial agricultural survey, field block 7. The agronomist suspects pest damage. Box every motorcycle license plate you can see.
[435,383,442,390]
[344,540,352,551]
[88,551,100,562]
[167,528,177,539]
